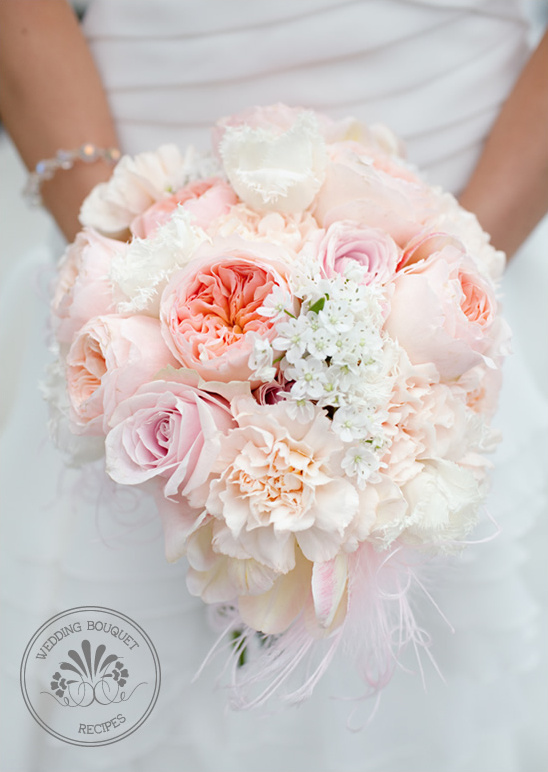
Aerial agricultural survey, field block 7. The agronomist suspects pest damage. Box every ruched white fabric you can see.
[0,2,546,771]
[82,0,530,193]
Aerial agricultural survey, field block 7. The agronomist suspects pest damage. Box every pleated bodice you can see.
[83,0,531,193]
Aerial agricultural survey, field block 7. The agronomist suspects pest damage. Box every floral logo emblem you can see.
[21,607,161,747]
[45,639,143,707]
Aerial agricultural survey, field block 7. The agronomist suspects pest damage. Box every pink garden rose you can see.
[313,144,434,246]
[66,314,178,434]
[105,376,234,499]
[159,242,293,384]
[52,228,125,345]
[385,246,509,380]
[130,178,238,238]
[397,230,463,271]
[314,220,400,285]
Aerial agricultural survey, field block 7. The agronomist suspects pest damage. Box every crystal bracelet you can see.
[23,143,121,206]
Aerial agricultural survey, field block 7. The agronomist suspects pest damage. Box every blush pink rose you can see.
[52,228,126,345]
[66,314,178,435]
[105,377,234,499]
[314,220,400,285]
[313,144,434,246]
[385,246,507,380]
[160,243,292,384]
[130,177,238,238]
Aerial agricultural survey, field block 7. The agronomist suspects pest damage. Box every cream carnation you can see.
[212,203,318,254]
[199,399,361,574]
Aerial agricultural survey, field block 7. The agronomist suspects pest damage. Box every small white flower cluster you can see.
[252,272,394,487]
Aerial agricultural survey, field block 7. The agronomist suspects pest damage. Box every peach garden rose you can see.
[66,315,177,434]
[159,241,294,384]
[51,228,125,346]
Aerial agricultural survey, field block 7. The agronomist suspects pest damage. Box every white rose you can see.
[219,112,327,213]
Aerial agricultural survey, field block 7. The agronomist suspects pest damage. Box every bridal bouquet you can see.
[46,104,509,706]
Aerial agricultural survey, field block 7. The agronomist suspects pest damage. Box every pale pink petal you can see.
[311,554,349,629]
[154,495,206,563]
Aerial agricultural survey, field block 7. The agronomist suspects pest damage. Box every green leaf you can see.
[230,629,247,668]
[309,297,326,314]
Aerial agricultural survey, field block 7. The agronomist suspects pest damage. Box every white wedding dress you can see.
[1,1,547,770]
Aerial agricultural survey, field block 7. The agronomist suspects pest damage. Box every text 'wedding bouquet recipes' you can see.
[46,104,509,708]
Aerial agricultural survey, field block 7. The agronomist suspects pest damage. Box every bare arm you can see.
[0,0,118,241]
[459,28,548,260]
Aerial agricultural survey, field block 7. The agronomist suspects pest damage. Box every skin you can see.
[459,28,548,260]
[0,0,547,257]
[0,0,118,241]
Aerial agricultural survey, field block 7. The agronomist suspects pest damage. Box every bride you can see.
[0,1,547,770]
